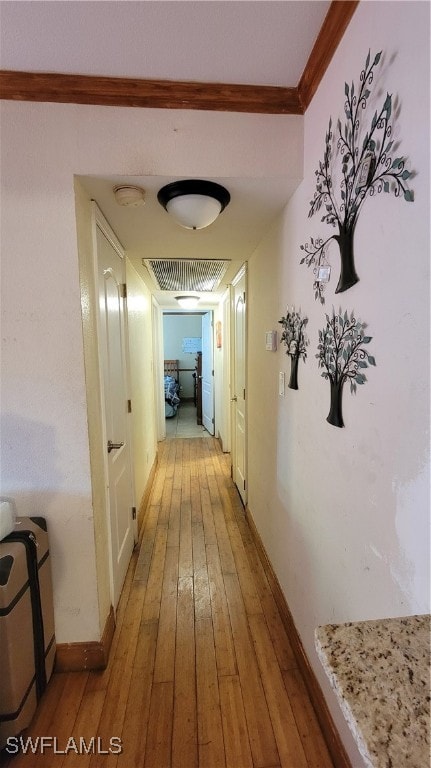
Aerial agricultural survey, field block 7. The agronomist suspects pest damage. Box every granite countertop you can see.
[315,614,430,768]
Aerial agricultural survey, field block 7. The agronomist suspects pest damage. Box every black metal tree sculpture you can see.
[279,308,309,390]
[316,308,376,427]
[300,50,414,303]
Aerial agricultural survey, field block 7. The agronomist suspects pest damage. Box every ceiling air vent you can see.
[143,259,229,292]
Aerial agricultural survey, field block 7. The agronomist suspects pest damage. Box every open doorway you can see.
[162,310,214,437]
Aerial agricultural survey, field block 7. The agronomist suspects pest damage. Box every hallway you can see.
[2,438,333,768]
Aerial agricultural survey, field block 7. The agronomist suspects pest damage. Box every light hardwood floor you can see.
[2,438,334,768]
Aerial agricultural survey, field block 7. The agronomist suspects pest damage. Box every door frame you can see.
[230,263,248,504]
[152,297,166,441]
[201,310,215,435]
[91,203,137,607]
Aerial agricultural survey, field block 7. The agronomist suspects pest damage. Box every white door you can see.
[231,266,247,504]
[95,208,135,609]
[201,311,215,435]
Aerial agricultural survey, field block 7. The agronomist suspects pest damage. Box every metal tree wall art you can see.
[300,50,414,303]
[279,308,309,389]
[316,308,376,428]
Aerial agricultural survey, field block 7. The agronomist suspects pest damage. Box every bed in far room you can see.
[164,359,181,418]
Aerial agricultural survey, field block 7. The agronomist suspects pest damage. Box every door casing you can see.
[201,311,215,435]
[230,264,247,505]
[92,203,136,610]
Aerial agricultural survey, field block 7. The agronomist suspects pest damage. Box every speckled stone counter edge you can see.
[315,615,430,768]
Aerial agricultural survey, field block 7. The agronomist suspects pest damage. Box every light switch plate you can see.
[279,371,285,396]
[265,331,277,351]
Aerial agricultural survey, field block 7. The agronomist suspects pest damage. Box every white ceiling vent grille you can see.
[143,258,229,292]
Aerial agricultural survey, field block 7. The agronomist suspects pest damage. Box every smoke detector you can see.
[113,185,146,207]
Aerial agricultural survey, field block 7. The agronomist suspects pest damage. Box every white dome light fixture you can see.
[113,185,146,207]
[175,295,200,309]
[157,180,230,230]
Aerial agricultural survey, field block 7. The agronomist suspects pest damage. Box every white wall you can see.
[0,100,301,643]
[163,313,202,398]
[247,2,430,763]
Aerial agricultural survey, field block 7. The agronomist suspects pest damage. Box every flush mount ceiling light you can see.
[157,180,230,230]
[175,295,200,309]
[113,185,146,207]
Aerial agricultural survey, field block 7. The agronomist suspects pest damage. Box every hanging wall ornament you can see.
[316,308,376,427]
[300,50,414,304]
[279,308,309,390]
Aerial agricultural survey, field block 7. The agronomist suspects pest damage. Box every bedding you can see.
[164,375,180,418]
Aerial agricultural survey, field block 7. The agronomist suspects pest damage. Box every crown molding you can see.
[0,2,359,115]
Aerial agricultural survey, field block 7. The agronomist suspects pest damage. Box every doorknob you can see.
[231,396,237,402]
[107,440,124,453]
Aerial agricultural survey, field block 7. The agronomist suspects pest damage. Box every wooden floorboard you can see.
[1,437,334,768]
[172,576,197,768]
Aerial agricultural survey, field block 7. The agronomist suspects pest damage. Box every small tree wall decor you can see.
[300,50,414,303]
[317,308,376,427]
[279,308,309,389]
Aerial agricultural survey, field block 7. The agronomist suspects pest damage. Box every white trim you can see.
[91,202,137,610]
[152,296,166,441]
[230,262,248,504]
[93,202,124,256]
[231,261,247,287]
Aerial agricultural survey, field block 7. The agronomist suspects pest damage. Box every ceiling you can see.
[78,173,301,307]
[1,0,332,309]
[0,2,330,88]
